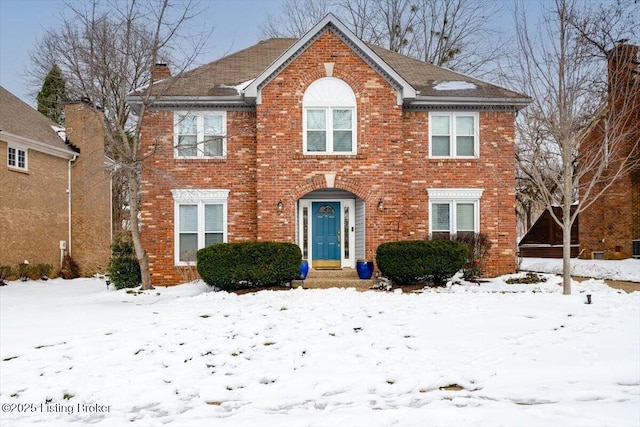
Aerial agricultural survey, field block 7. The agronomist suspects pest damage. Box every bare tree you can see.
[366,0,419,53]
[409,0,502,76]
[260,0,334,38]
[261,0,502,75]
[27,0,210,289]
[511,0,639,294]
[336,0,374,39]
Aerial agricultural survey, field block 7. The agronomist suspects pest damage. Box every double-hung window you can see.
[429,112,478,158]
[7,146,27,170]
[306,109,354,153]
[303,77,356,154]
[174,112,226,158]
[428,188,483,239]
[171,189,229,264]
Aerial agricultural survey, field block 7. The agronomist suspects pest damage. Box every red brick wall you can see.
[578,43,640,259]
[140,109,257,284]
[140,30,519,285]
[402,109,518,276]
[255,30,404,260]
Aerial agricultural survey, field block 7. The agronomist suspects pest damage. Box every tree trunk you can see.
[562,156,573,295]
[562,205,572,295]
[127,170,153,290]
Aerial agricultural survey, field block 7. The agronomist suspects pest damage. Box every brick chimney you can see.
[151,63,171,82]
[608,42,638,93]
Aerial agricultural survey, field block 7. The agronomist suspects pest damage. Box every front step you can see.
[293,268,376,290]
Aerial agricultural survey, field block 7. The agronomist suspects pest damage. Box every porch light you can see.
[277,201,284,211]
[378,200,384,211]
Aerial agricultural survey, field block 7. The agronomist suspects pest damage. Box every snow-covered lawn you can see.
[1,262,638,426]
[521,257,640,283]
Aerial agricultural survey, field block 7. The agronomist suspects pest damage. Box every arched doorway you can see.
[297,189,365,268]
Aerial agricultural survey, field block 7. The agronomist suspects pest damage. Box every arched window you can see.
[303,77,356,154]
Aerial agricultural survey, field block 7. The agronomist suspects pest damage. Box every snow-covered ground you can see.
[0,260,638,426]
[521,257,640,282]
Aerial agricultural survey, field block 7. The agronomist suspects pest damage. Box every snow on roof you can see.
[433,81,477,91]
[219,79,255,95]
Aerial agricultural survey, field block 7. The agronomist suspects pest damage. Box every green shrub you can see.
[376,240,467,286]
[197,242,301,291]
[107,235,141,289]
[505,272,547,284]
[58,255,81,279]
[32,264,53,280]
[0,265,14,281]
[17,262,31,281]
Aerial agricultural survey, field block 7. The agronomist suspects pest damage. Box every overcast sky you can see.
[0,0,564,108]
[0,0,285,106]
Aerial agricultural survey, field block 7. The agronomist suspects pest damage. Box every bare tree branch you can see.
[26,0,212,289]
[510,0,639,294]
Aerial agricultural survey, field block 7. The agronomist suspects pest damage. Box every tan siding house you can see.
[0,86,111,274]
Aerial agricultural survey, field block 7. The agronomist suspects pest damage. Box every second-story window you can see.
[303,77,356,155]
[429,112,479,158]
[7,146,27,170]
[174,111,226,158]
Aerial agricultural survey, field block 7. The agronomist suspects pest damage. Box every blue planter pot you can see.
[298,260,309,280]
[356,260,374,279]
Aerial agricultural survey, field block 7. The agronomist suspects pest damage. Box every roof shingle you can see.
[0,86,73,152]
[149,35,526,103]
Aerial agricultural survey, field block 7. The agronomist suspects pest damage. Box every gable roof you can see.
[243,14,416,104]
[140,14,529,110]
[0,86,78,158]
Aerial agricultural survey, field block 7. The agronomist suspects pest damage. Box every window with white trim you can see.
[7,146,27,170]
[429,112,479,158]
[303,77,356,154]
[428,188,483,239]
[171,189,229,264]
[174,112,226,158]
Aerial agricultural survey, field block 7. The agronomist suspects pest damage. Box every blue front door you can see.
[312,202,341,268]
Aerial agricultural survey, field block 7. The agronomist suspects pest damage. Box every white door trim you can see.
[298,198,356,268]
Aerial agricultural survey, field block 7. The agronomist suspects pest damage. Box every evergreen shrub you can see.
[32,264,53,280]
[107,234,141,289]
[376,240,467,286]
[1,265,15,281]
[197,242,301,291]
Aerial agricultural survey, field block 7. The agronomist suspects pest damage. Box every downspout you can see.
[67,154,78,259]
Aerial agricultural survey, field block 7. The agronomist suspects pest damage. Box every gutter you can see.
[406,96,532,111]
[125,95,249,114]
[0,130,78,159]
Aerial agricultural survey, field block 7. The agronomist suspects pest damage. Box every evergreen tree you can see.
[37,64,67,125]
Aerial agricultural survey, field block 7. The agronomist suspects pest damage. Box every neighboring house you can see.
[518,42,640,260]
[131,14,530,286]
[0,87,112,274]
[578,42,640,260]
[518,206,579,258]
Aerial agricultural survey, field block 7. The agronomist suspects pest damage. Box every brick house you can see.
[578,42,640,259]
[0,87,112,274]
[132,14,530,286]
